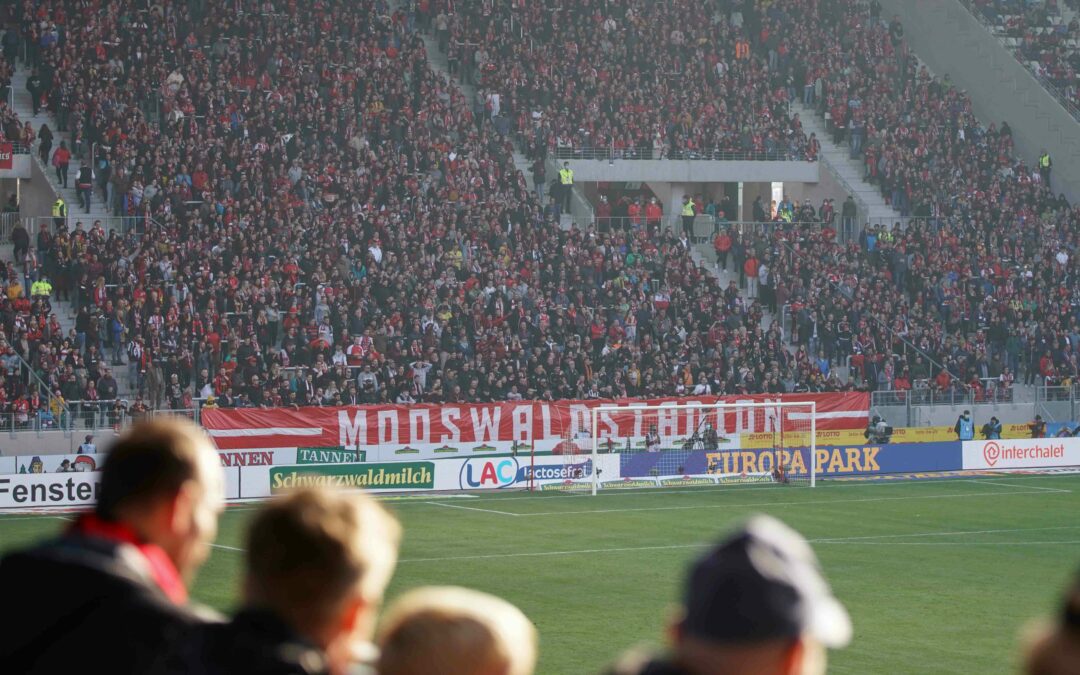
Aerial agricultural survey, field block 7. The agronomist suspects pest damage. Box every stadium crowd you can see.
[754,0,1080,399]
[965,0,1080,114]
[430,0,818,160]
[0,0,1075,427]
[0,0,842,426]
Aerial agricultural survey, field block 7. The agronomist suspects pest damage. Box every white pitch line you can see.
[513,488,1069,517]
[399,542,709,563]
[811,525,1080,543]
[404,474,1078,505]
[398,524,1080,563]
[423,501,520,517]
[965,480,1070,492]
[814,540,1080,546]
[210,543,245,552]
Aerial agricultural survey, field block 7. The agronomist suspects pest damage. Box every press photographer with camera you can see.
[981,416,1002,440]
[864,416,893,445]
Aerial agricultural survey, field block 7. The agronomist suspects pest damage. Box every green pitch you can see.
[2,474,1078,674]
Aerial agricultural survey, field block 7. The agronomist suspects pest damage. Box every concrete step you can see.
[794,102,899,224]
[9,70,113,225]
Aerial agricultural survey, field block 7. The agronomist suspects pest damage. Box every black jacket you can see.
[180,609,332,675]
[0,535,216,674]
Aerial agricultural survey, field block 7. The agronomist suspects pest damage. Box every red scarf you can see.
[70,514,188,604]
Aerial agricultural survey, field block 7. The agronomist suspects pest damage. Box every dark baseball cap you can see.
[682,515,851,648]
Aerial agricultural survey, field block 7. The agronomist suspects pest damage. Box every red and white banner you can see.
[202,393,869,450]
[0,143,12,170]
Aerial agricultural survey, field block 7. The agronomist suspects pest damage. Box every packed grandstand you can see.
[0,0,1075,429]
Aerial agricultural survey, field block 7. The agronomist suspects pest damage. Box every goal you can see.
[586,401,817,495]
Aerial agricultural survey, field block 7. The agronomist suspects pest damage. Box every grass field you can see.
[1,474,1078,673]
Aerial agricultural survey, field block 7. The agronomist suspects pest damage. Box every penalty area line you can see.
[964,479,1071,493]
[514,488,1067,517]
[423,501,521,516]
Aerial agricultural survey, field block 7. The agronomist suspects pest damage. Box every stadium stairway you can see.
[793,102,899,229]
[410,19,591,229]
[8,65,134,401]
[10,70,114,227]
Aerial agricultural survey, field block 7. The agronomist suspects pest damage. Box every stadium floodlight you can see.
[585,400,817,495]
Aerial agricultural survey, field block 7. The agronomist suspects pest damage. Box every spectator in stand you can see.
[0,418,225,673]
[75,165,93,213]
[52,140,70,188]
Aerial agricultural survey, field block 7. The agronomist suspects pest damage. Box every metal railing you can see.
[52,400,203,432]
[2,349,70,414]
[0,141,30,155]
[0,211,20,243]
[870,380,1014,408]
[552,147,816,162]
[20,214,156,237]
[557,215,832,236]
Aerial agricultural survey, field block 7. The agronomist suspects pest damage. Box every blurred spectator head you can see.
[244,487,401,667]
[96,417,224,581]
[1023,569,1080,675]
[612,515,850,675]
[377,586,537,675]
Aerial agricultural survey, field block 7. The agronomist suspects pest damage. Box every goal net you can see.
[587,401,817,495]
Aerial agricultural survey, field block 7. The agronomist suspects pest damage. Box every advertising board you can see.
[962,438,1080,470]
[0,472,101,508]
[621,442,962,478]
[0,467,239,509]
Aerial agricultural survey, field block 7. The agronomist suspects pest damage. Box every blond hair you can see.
[246,488,400,630]
[377,586,537,675]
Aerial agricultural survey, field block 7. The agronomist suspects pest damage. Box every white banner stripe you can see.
[207,427,323,437]
[789,411,866,420]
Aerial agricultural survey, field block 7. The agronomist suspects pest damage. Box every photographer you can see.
[864,416,893,445]
[981,416,1002,440]
[702,422,719,452]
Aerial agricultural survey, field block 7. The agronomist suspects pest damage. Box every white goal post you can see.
[588,400,818,495]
